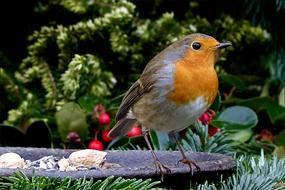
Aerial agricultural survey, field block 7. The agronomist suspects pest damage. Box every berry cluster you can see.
[88,104,111,150]
[198,110,220,137]
[88,104,142,151]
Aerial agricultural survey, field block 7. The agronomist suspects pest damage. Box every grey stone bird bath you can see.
[0,147,235,189]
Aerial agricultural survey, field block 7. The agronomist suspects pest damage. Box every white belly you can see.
[132,95,208,132]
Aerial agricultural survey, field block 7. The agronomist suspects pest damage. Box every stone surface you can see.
[0,147,235,189]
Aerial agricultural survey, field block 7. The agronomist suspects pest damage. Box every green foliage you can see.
[0,173,162,190]
[244,0,285,90]
[60,54,116,101]
[0,68,21,104]
[236,97,285,125]
[180,122,233,155]
[195,151,285,190]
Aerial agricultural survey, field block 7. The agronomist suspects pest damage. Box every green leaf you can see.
[210,91,221,111]
[274,129,285,146]
[149,130,170,150]
[212,106,258,130]
[77,95,98,113]
[273,111,285,129]
[220,73,246,91]
[237,97,285,124]
[106,137,130,150]
[55,102,89,142]
[226,129,253,144]
[106,136,144,150]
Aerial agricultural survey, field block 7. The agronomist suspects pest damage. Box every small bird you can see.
[109,33,231,174]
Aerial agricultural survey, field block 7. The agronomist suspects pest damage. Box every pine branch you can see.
[42,60,58,100]
[180,122,233,155]
[195,151,285,190]
[0,68,21,102]
[0,172,162,190]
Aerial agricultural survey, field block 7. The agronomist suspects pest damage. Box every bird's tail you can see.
[108,118,137,138]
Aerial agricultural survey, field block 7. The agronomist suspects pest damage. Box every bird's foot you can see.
[177,158,200,174]
[154,160,171,176]
[155,160,171,174]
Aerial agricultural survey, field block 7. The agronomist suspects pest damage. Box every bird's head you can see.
[180,33,231,67]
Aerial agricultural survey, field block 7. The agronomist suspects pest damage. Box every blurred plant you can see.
[0,0,283,152]
[245,0,285,91]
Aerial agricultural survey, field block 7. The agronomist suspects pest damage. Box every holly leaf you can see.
[212,105,258,130]
[220,73,246,91]
[237,97,285,124]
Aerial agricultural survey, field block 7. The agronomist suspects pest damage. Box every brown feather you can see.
[115,79,150,121]
[108,118,136,138]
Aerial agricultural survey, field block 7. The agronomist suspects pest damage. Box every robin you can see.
[109,33,231,174]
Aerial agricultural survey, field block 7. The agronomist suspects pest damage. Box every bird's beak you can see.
[216,42,232,49]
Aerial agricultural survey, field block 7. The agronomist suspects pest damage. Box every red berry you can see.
[198,113,211,125]
[208,126,221,137]
[127,126,142,137]
[102,130,112,142]
[88,140,104,150]
[98,113,111,125]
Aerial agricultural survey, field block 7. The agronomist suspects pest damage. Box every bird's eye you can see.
[191,42,201,50]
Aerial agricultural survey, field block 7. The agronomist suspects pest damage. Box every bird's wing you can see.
[108,77,154,138]
[115,77,154,121]
[108,59,161,138]
[108,117,137,138]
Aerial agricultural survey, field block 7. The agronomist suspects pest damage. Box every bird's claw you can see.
[155,160,171,174]
[154,160,171,178]
[177,158,200,174]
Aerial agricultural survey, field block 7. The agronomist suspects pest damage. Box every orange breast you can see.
[167,59,218,105]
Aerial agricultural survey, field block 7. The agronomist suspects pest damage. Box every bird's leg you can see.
[171,133,200,174]
[143,130,171,176]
